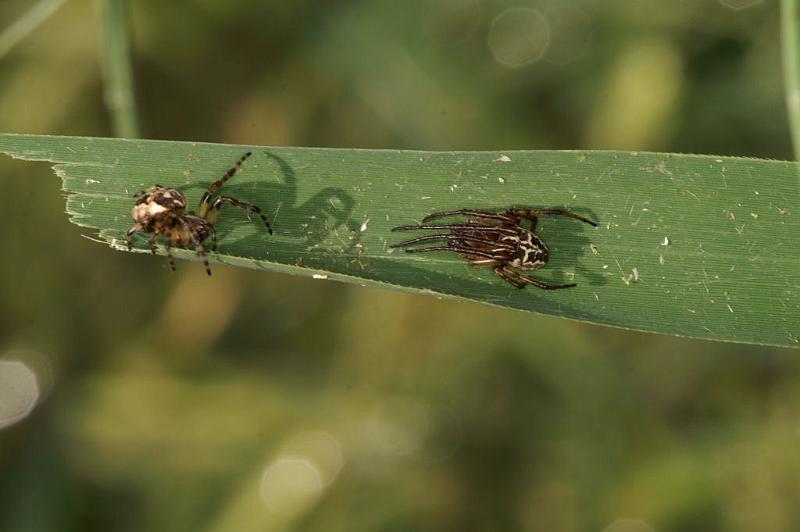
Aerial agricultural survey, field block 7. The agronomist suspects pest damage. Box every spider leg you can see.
[509,208,597,227]
[470,258,501,266]
[399,245,507,262]
[176,218,211,276]
[126,224,143,250]
[209,225,218,251]
[207,195,272,235]
[499,266,577,290]
[148,232,158,255]
[391,224,519,236]
[422,209,519,224]
[164,233,176,272]
[196,152,253,217]
[492,266,527,289]
[390,233,516,251]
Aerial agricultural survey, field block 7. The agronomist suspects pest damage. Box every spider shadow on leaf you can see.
[527,213,606,288]
[183,151,359,262]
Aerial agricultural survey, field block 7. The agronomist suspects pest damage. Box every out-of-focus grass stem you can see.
[99,0,140,138]
[781,0,800,160]
[0,0,68,60]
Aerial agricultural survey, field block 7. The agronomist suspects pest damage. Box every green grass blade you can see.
[0,133,798,348]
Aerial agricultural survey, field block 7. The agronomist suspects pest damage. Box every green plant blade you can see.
[1,133,798,347]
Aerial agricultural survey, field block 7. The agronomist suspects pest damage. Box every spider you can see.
[126,151,272,276]
[390,207,597,289]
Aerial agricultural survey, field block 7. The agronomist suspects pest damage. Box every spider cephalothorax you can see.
[391,208,597,289]
[126,152,272,275]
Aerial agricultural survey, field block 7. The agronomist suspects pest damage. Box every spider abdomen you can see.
[132,186,188,227]
[509,230,548,270]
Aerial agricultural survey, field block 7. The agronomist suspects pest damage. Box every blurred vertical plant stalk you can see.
[99,0,140,138]
[781,0,800,160]
[0,0,68,60]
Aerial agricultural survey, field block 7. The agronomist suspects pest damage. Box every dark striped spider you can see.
[126,152,272,275]
[391,208,597,289]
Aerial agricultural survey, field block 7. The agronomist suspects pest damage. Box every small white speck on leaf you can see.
[495,155,511,162]
[85,178,100,185]
[312,274,328,280]
[726,304,734,314]
[750,212,758,219]
[654,161,672,176]
[590,244,599,255]
[661,236,670,246]
[498,177,505,184]
[450,184,458,192]
[360,218,370,232]
[420,196,431,200]
[659,255,665,266]
[632,267,640,281]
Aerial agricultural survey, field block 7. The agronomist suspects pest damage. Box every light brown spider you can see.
[126,152,272,275]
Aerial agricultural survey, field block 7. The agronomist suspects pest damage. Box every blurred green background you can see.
[1,1,799,531]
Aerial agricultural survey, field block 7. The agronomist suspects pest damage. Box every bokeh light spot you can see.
[0,359,40,429]
[279,430,343,486]
[488,8,550,68]
[259,457,324,516]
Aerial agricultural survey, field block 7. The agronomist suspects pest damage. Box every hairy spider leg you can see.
[509,208,597,227]
[470,257,502,266]
[421,209,519,225]
[209,225,218,251]
[495,266,576,290]
[126,224,143,250]
[148,232,158,254]
[206,195,273,234]
[492,267,527,288]
[391,224,519,236]
[398,245,508,262]
[196,152,253,218]
[163,233,176,272]
[177,218,211,276]
[421,208,597,228]
[389,233,517,251]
